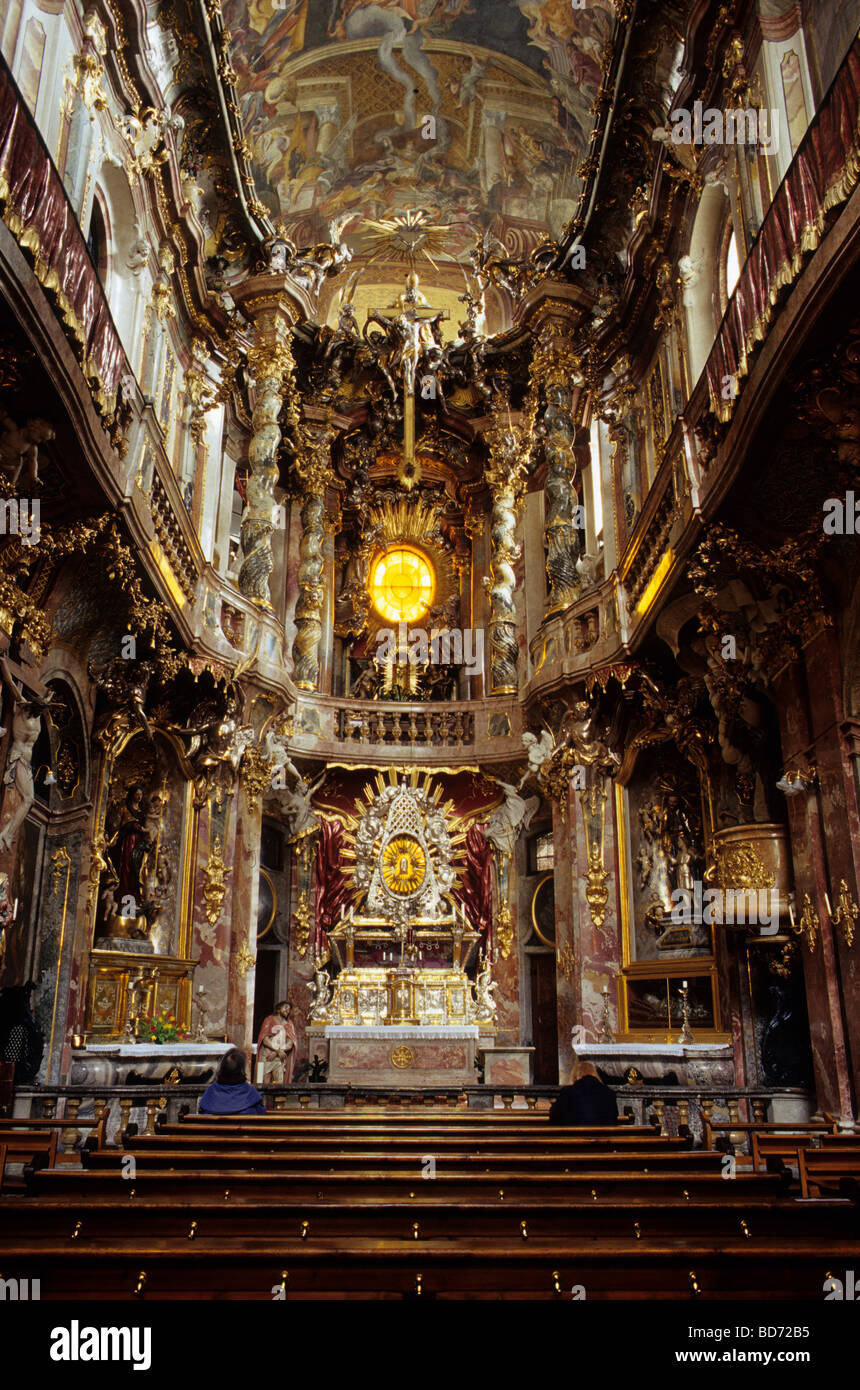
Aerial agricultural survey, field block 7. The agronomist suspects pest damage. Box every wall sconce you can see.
[776,767,817,796]
[824,881,858,949]
[787,893,819,953]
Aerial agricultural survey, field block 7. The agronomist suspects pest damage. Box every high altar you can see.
[306,774,500,1086]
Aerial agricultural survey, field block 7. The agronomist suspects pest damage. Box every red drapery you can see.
[706,36,860,423]
[312,818,351,958]
[0,56,126,410]
[453,823,494,957]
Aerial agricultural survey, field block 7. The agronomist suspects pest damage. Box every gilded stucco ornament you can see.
[202,836,230,926]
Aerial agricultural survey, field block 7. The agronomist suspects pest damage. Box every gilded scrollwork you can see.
[202,836,230,926]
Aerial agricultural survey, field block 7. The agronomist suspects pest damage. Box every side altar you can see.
[306,774,502,1086]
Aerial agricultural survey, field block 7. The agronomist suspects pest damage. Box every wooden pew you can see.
[0,1140,5,1193]
[3,1185,854,1246]
[798,1146,860,1198]
[0,1106,110,1150]
[84,1145,718,1178]
[133,1132,687,1158]
[30,1164,786,1203]
[0,1129,58,1189]
[0,1233,855,1300]
[174,1110,644,1131]
[8,1104,852,1300]
[752,1132,821,1172]
[704,1118,837,1153]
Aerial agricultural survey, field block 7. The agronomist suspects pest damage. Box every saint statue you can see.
[255,999,297,1085]
[0,659,52,856]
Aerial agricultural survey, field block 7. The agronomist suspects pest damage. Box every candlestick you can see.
[788,898,795,927]
[824,892,832,918]
[678,978,694,1045]
[597,985,613,1045]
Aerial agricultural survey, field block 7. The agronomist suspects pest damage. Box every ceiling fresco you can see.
[221,0,618,255]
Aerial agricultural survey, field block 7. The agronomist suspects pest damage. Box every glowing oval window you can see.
[369,546,435,624]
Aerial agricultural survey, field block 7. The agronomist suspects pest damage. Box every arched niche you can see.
[89,728,195,960]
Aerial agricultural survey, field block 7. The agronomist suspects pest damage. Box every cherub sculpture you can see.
[0,410,55,489]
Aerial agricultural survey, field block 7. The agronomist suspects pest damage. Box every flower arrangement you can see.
[138,1008,188,1044]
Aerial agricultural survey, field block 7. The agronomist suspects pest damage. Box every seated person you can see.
[549,1060,618,1125]
[199,1047,266,1116]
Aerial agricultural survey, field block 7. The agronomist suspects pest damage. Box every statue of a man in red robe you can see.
[255,1000,297,1085]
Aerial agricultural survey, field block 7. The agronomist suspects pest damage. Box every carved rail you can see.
[337,702,474,747]
[11,1084,817,1148]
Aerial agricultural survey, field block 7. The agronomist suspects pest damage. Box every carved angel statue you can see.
[520,728,555,786]
[173,686,253,804]
[559,699,621,774]
[278,771,327,841]
[0,659,53,856]
[262,722,300,788]
[307,960,333,1022]
[469,229,544,300]
[472,956,499,1024]
[88,657,156,747]
[483,780,540,858]
[0,409,55,489]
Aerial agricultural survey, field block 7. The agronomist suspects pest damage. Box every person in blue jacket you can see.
[198,1046,266,1115]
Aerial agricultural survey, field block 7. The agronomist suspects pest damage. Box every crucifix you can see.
[373,272,447,487]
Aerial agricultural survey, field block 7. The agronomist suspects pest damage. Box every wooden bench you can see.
[704,1118,837,1153]
[798,1146,860,1198]
[0,1232,853,1300]
[175,1110,643,1130]
[30,1164,785,1204]
[7,1104,852,1300]
[0,1129,58,1189]
[0,1106,110,1151]
[752,1132,821,1172]
[134,1132,686,1158]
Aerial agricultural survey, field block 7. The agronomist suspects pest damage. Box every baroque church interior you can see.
[1,0,860,1311]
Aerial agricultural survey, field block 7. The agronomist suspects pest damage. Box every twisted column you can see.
[232,275,304,607]
[484,406,532,695]
[239,341,295,603]
[543,426,582,612]
[291,423,335,691]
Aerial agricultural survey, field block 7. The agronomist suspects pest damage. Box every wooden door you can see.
[530,952,559,1084]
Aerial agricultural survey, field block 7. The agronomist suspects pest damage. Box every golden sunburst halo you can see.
[381,835,427,896]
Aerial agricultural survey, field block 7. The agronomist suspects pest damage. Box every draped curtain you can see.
[707,37,860,423]
[0,55,126,410]
[312,818,350,958]
[453,823,494,958]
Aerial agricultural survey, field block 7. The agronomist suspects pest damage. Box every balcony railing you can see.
[337,701,474,747]
[705,32,860,424]
[0,52,127,416]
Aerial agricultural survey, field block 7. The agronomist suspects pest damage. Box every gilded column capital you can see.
[294,421,337,496]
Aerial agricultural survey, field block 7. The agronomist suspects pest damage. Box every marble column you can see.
[773,635,856,1120]
[225,771,264,1049]
[484,411,530,695]
[291,422,335,691]
[231,274,305,608]
[551,783,579,1081]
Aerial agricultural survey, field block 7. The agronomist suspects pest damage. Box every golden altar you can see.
[311,775,499,1083]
